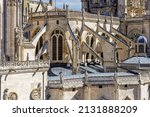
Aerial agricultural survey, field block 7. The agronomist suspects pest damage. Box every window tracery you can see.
[51,29,64,61]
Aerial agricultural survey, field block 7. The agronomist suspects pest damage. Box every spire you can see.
[63,3,65,9]
[35,0,46,12]
[66,4,69,19]
[49,0,52,5]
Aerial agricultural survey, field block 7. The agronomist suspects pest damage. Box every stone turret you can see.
[4,0,21,61]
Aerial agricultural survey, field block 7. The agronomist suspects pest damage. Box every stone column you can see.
[47,88,64,100]
[72,41,78,74]
[5,1,10,60]
[84,85,91,100]
[5,0,18,61]
[0,3,2,62]
[83,71,91,100]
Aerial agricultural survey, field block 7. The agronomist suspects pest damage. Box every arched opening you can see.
[51,29,64,62]
[136,36,147,55]
[85,35,96,62]
[52,36,57,60]
[128,29,141,41]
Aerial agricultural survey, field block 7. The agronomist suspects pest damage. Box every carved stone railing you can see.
[125,17,143,21]
[30,10,120,22]
[0,60,50,70]
[48,74,138,88]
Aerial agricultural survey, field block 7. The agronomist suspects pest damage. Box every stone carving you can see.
[3,89,9,100]
[127,0,146,17]
[30,83,41,100]
[3,89,18,100]
[9,92,18,100]
[128,29,141,40]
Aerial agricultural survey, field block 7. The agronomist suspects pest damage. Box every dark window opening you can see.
[135,45,137,53]
[99,85,103,88]
[101,52,104,58]
[124,85,128,88]
[86,53,89,59]
[139,45,144,53]
[56,20,59,24]
[72,88,76,92]
[37,21,39,25]
[52,36,57,60]
[58,36,63,60]
[91,55,94,60]
[91,37,94,47]
[51,30,64,61]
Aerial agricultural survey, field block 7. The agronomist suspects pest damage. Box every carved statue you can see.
[3,89,9,100]
[9,92,18,100]
[30,83,41,100]
[3,89,18,100]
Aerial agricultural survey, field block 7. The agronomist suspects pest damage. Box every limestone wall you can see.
[1,71,47,100]
[118,85,139,100]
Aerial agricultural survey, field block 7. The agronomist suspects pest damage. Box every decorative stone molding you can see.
[30,83,41,100]
[3,89,18,100]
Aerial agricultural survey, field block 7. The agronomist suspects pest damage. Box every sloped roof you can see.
[123,57,150,64]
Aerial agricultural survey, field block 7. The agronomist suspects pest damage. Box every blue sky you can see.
[43,0,81,11]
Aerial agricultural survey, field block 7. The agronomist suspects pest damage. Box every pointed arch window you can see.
[51,30,64,61]
[58,36,63,60]
[52,36,57,60]
[136,36,147,54]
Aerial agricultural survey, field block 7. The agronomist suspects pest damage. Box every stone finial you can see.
[97,9,100,21]
[15,53,18,62]
[26,53,29,61]
[47,55,50,64]
[63,3,66,9]
[2,54,6,63]
[49,0,52,5]
[66,4,69,19]
[59,72,64,84]
[113,71,118,88]
[84,70,89,85]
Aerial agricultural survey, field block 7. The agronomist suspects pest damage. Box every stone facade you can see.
[0,60,49,100]
[0,0,150,100]
[82,0,146,18]
[46,72,150,100]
